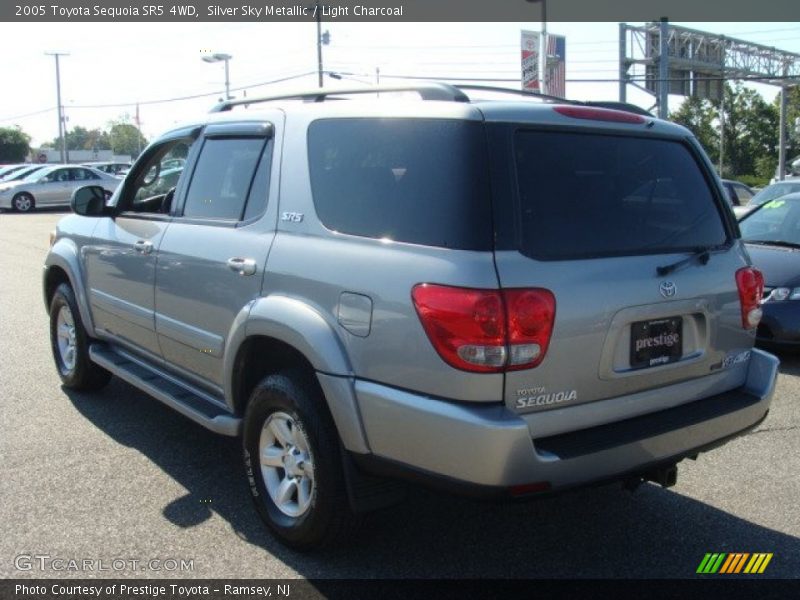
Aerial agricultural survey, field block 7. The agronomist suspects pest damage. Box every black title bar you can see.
[3,0,800,22]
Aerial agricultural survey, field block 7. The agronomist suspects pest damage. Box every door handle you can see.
[133,240,153,255]
[227,257,257,276]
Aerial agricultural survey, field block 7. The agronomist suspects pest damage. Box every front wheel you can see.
[12,192,35,212]
[49,283,111,391]
[242,371,356,550]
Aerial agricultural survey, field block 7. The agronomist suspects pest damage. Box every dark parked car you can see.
[739,192,800,349]
[721,179,755,207]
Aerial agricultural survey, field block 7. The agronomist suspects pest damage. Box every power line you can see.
[0,107,56,123]
[70,71,320,110]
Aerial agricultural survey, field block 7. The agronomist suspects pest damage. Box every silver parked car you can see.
[0,165,121,212]
[44,83,778,550]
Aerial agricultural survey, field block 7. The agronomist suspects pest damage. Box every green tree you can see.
[716,82,778,179]
[108,118,147,158]
[670,95,718,164]
[0,126,31,162]
[51,126,112,152]
[671,83,779,180]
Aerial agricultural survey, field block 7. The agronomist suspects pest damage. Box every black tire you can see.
[243,370,357,550]
[49,283,111,391]
[12,192,35,212]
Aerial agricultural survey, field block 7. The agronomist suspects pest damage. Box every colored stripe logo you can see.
[697,553,773,574]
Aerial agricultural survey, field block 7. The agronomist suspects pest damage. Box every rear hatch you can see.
[485,115,756,414]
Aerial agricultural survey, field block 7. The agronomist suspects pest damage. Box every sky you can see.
[1,21,799,148]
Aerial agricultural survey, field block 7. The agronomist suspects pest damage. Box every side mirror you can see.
[71,185,110,216]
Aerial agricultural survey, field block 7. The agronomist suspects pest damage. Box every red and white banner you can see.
[521,30,567,98]
[521,30,540,93]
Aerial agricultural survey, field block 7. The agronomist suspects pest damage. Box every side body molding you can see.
[44,239,97,338]
[223,295,370,454]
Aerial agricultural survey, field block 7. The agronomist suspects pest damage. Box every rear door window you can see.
[514,131,728,260]
[308,118,492,250]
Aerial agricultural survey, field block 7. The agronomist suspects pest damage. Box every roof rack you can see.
[454,85,654,116]
[208,81,655,119]
[210,82,469,112]
[452,84,569,104]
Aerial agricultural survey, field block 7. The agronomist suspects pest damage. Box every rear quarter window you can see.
[307,118,492,250]
[514,130,728,260]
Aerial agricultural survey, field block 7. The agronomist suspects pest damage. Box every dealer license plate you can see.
[630,317,683,369]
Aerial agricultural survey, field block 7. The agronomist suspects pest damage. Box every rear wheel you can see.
[242,370,356,550]
[12,192,34,212]
[49,283,111,391]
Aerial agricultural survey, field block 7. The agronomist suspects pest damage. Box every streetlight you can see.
[45,51,69,164]
[202,52,233,100]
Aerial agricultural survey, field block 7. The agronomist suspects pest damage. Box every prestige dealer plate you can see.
[630,317,683,369]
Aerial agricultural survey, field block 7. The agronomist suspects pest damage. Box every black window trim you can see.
[114,125,202,219]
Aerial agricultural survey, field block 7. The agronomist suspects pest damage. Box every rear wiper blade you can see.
[745,239,800,249]
[656,248,711,276]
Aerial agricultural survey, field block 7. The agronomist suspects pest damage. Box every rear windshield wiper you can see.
[745,239,800,249]
[656,247,711,276]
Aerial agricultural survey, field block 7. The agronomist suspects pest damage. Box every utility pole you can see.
[45,52,69,164]
[316,0,323,87]
[540,0,547,94]
[719,90,725,175]
[779,84,788,181]
[657,18,669,120]
[619,23,627,103]
[135,103,142,158]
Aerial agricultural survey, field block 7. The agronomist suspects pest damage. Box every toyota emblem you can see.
[659,281,677,298]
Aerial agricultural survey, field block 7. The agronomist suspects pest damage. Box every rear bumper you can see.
[354,348,778,492]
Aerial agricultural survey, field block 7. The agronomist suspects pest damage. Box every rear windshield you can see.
[514,131,728,260]
[308,118,492,250]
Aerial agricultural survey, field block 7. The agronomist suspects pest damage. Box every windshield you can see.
[750,182,800,206]
[4,166,43,181]
[740,198,800,246]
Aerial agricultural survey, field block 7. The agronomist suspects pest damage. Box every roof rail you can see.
[209,82,470,112]
[453,84,570,104]
[454,85,655,117]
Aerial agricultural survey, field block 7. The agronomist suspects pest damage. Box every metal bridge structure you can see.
[619,20,800,177]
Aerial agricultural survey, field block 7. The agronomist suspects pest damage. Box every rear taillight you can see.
[504,289,556,370]
[735,267,764,330]
[411,284,556,373]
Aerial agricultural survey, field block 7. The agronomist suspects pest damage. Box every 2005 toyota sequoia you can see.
[44,84,778,549]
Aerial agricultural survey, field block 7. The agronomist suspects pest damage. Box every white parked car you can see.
[0,165,121,212]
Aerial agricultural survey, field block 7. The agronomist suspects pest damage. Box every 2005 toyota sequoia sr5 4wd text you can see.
[43,84,779,549]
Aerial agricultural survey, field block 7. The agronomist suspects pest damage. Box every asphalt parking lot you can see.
[1,209,798,579]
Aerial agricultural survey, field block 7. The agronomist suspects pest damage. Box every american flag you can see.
[546,34,566,98]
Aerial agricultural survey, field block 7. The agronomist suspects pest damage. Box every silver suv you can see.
[44,84,778,549]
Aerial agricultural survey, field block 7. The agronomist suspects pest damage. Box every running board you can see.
[89,344,241,437]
